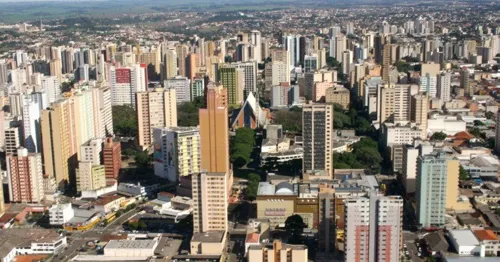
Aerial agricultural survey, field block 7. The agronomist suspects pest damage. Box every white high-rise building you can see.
[437,72,452,102]
[110,64,147,107]
[233,61,257,96]
[164,76,191,103]
[79,64,89,82]
[22,97,41,153]
[250,30,262,63]
[41,75,61,104]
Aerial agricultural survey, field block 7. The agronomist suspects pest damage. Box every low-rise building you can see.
[0,229,67,262]
[473,229,500,257]
[93,195,125,215]
[49,203,74,226]
[118,183,160,197]
[190,231,227,255]
[247,240,308,262]
[104,239,159,257]
[448,229,483,256]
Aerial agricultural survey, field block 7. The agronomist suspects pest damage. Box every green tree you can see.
[138,221,147,230]
[134,151,151,167]
[485,111,495,119]
[430,132,447,141]
[112,105,137,137]
[459,166,469,181]
[115,210,122,218]
[285,214,306,244]
[128,221,139,230]
[474,120,485,126]
[245,173,261,201]
[273,109,302,133]
[326,57,340,68]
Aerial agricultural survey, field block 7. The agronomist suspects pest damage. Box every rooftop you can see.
[449,229,480,246]
[105,239,158,250]
[0,229,64,258]
[93,195,123,206]
[191,231,225,243]
[473,229,498,241]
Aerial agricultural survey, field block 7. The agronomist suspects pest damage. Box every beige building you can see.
[302,104,333,178]
[313,82,334,102]
[6,147,45,203]
[76,162,106,192]
[192,172,230,233]
[265,62,290,89]
[325,86,350,109]
[411,94,429,138]
[136,88,177,149]
[378,84,412,124]
[41,99,78,189]
[199,85,229,173]
[304,70,337,100]
[247,240,308,262]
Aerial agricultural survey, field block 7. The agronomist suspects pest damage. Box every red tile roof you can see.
[474,229,498,241]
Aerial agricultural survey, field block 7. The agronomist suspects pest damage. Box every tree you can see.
[134,151,151,167]
[245,173,261,201]
[115,210,122,218]
[430,132,447,141]
[273,109,302,133]
[485,111,495,120]
[138,221,147,230]
[285,214,306,244]
[128,221,139,230]
[326,57,340,68]
[112,105,137,137]
[474,120,485,126]
[230,128,255,167]
[459,166,469,181]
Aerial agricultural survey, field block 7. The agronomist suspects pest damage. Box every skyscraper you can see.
[437,72,452,102]
[302,104,333,178]
[136,88,177,148]
[164,76,191,103]
[382,44,392,82]
[344,194,403,262]
[219,66,244,105]
[41,99,78,189]
[199,84,229,173]
[377,84,411,124]
[176,44,189,77]
[22,96,41,153]
[110,64,147,107]
[250,30,262,63]
[460,68,472,96]
[6,147,45,203]
[161,49,177,81]
[416,151,459,228]
[411,93,429,138]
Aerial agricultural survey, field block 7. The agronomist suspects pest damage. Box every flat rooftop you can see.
[0,229,63,258]
[191,231,225,243]
[105,239,158,249]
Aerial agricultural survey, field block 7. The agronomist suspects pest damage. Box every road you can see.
[47,208,139,262]
[404,232,425,262]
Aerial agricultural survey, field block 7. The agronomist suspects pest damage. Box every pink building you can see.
[313,82,334,102]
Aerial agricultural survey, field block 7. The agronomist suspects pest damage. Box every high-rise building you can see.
[80,138,102,165]
[341,50,352,75]
[418,73,437,98]
[6,147,44,203]
[92,85,114,137]
[231,61,257,97]
[186,53,198,80]
[344,194,403,262]
[377,84,411,124]
[250,30,262,63]
[110,64,148,107]
[271,84,292,108]
[460,68,472,97]
[5,127,21,155]
[265,61,290,88]
[161,49,177,81]
[41,100,78,189]
[192,171,230,233]
[304,55,318,73]
[103,137,121,181]
[411,94,429,138]
[302,104,333,177]
[219,66,244,105]
[176,44,188,77]
[136,88,177,148]
[22,96,41,153]
[416,152,459,228]
[191,77,205,100]
[152,127,200,182]
[325,86,350,109]
[382,44,392,82]
[76,161,106,192]
[437,72,452,102]
[374,34,383,64]
[402,142,433,194]
[49,59,62,81]
[199,84,229,173]
[164,76,191,103]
